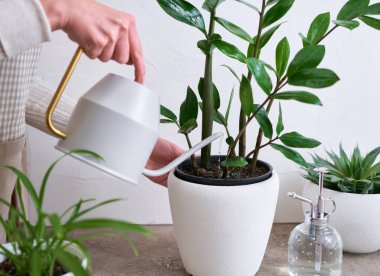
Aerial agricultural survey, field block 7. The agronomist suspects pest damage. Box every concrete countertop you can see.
[79,224,380,275]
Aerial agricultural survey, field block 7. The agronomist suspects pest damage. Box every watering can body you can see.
[56,74,159,183]
[47,47,222,184]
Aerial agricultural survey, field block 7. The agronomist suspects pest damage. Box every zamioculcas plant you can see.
[303,145,380,194]
[157,0,380,178]
[0,150,151,276]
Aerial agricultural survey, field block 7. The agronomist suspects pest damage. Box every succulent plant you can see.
[302,145,380,194]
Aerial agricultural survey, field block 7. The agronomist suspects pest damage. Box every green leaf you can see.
[215,17,253,43]
[359,15,380,30]
[202,0,226,12]
[275,37,290,77]
[287,45,325,77]
[362,146,380,171]
[276,104,284,135]
[214,40,247,63]
[257,23,283,49]
[267,0,280,6]
[280,132,321,148]
[288,68,340,88]
[239,75,254,116]
[233,0,260,13]
[30,250,42,276]
[160,119,175,124]
[197,40,213,55]
[337,0,370,21]
[67,219,152,236]
[253,104,273,139]
[198,78,220,110]
[226,136,234,146]
[157,0,206,32]
[221,156,248,167]
[299,32,312,47]
[307,12,330,44]
[271,144,307,166]
[246,58,273,95]
[179,87,199,126]
[262,0,295,28]
[274,91,322,106]
[213,110,227,125]
[221,64,240,81]
[333,20,360,30]
[49,214,64,239]
[160,105,177,121]
[365,3,380,15]
[178,118,198,134]
[54,249,89,276]
[225,87,234,122]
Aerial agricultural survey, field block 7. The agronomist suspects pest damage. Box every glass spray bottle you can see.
[288,167,343,276]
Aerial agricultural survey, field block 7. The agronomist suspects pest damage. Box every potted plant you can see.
[302,145,380,254]
[156,0,380,274]
[0,149,151,275]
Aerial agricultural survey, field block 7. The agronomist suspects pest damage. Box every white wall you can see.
[30,0,380,224]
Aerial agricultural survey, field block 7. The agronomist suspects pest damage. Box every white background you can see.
[29,0,380,224]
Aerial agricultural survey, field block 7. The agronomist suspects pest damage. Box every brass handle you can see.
[46,47,84,138]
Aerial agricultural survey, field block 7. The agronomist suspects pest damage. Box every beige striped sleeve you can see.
[26,78,75,137]
[0,0,51,60]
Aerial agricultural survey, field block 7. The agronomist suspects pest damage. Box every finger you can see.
[112,37,130,64]
[129,25,146,83]
[99,41,117,62]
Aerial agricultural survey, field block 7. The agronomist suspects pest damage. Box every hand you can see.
[146,138,185,186]
[40,0,145,83]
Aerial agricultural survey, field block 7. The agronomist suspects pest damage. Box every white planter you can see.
[168,167,279,276]
[303,181,380,253]
[0,242,88,275]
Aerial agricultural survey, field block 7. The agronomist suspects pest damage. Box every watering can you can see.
[46,47,222,184]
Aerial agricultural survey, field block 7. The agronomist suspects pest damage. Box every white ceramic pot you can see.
[303,181,380,253]
[0,242,88,275]
[168,161,279,276]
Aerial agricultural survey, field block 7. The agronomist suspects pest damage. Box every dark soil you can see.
[179,160,269,180]
[0,259,66,275]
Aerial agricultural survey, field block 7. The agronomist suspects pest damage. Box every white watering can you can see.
[46,47,222,184]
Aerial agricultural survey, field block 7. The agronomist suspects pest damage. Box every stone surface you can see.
[77,224,380,275]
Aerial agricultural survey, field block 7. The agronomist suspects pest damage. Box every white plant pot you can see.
[168,163,279,276]
[303,181,380,253]
[0,241,88,275]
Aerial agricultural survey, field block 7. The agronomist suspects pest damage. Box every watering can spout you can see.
[142,132,223,177]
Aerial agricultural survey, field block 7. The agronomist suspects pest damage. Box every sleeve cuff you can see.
[0,0,51,59]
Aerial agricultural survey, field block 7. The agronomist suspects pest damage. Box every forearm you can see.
[26,78,74,137]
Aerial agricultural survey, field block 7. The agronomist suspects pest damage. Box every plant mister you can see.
[287,167,343,275]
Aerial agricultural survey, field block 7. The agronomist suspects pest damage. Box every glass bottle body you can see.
[288,222,343,276]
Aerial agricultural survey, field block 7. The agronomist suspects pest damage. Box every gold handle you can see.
[46,47,84,138]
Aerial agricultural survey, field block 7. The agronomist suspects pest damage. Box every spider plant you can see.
[0,150,151,276]
[302,145,380,194]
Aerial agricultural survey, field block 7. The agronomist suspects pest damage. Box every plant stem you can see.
[246,136,280,158]
[201,11,216,169]
[176,121,197,168]
[238,0,266,158]
[185,133,197,168]
[249,25,339,167]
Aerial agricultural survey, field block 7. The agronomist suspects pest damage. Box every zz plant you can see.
[0,150,151,276]
[158,0,380,176]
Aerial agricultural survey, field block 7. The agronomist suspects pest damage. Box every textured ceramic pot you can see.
[0,242,88,275]
[168,158,279,276]
[303,181,380,253]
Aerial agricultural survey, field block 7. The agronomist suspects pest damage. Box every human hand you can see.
[40,0,145,83]
[146,138,185,186]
